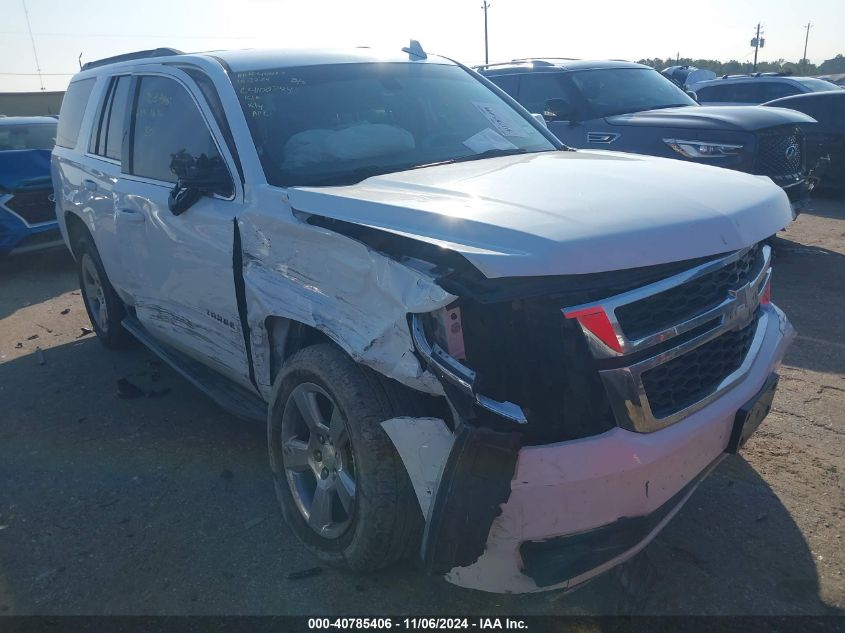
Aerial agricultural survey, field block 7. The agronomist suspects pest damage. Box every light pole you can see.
[482,1,491,65]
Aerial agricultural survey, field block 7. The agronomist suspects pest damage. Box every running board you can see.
[122,315,267,423]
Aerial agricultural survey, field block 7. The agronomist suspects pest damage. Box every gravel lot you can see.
[1,194,843,616]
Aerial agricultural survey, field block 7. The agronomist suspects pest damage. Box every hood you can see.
[288,150,793,279]
[605,105,816,132]
[0,149,52,192]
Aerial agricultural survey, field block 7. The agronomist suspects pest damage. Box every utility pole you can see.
[803,22,812,73]
[751,23,764,73]
[481,1,491,65]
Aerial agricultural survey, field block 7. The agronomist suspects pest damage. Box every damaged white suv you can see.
[53,44,795,593]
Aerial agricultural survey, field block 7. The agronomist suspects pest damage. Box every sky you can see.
[1,0,843,92]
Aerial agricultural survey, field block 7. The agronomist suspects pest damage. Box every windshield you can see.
[569,68,697,118]
[793,77,841,93]
[232,62,556,187]
[0,123,57,151]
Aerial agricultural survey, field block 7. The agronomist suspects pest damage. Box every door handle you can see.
[118,208,146,224]
[83,179,98,191]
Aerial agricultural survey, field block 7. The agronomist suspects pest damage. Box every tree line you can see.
[638,53,845,77]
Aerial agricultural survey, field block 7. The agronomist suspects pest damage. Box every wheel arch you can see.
[265,316,332,385]
[64,211,93,260]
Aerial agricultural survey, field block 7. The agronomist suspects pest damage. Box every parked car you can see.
[53,45,794,594]
[477,59,817,210]
[0,116,62,256]
[690,73,840,106]
[764,90,845,188]
[661,65,716,89]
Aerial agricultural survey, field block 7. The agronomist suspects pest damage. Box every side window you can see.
[696,85,728,102]
[761,82,801,102]
[734,83,767,104]
[89,75,130,160]
[487,74,519,98]
[831,97,845,132]
[518,73,566,114]
[129,75,230,193]
[56,78,95,148]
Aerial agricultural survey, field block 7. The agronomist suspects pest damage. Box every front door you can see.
[113,67,252,388]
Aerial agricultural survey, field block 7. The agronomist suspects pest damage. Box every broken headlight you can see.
[412,308,527,424]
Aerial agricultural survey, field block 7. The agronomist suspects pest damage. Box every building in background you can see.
[0,91,64,116]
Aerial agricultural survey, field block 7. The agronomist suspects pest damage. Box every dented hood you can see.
[288,150,793,278]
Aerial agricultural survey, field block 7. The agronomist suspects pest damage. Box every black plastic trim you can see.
[232,217,258,391]
[421,422,521,574]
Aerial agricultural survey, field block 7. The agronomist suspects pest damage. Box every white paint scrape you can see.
[381,417,454,517]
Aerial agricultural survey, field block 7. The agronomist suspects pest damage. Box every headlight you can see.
[663,138,744,159]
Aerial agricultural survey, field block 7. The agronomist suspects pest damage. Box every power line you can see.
[21,0,45,91]
[0,30,260,40]
[0,71,75,75]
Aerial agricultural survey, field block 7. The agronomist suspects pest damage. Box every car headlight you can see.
[663,138,744,159]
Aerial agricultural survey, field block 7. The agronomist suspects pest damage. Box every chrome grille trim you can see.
[564,245,770,359]
[600,308,770,433]
[564,244,772,433]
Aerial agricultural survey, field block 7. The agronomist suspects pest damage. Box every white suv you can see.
[52,44,795,594]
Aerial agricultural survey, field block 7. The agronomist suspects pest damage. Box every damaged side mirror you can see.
[167,150,233,216]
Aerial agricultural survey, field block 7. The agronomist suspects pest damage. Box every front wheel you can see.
[268,343,423,571]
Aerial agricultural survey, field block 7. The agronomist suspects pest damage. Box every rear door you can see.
[113,66,252,388]
[80,73,135,292]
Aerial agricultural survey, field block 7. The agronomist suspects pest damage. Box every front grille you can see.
[3,189,55,226]
[641,316,758,419]
[755,126,803,180]
[615,246,760,340]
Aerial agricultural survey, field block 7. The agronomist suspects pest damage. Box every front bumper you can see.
[0,193,61,256]
[444,304,794,593]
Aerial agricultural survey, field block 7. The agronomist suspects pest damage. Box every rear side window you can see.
[128,75,228,187]
[89,75,131,160]
[696,84,732,103]
[56,78,95,148]
[760,82,801,101]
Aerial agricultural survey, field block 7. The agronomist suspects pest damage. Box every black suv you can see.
[477,59,817,209]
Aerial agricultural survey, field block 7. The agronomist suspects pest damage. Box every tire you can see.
[268,343,423,571]
[76,235,133,349]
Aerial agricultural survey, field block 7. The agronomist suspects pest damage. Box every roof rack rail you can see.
[81,48,184,71]
[474,58,581,71]
[720,70,794,80]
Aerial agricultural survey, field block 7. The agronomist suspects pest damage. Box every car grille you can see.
[755,126,803,180]
[641,315,758,419]
[615,246,760,340]
[3,189,55,226]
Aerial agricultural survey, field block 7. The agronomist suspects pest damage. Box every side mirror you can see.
[167,150,232,215]
[531,113,548,128]
[168,177,228,215]
[543,98,577,122]
[685,90,699,103]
